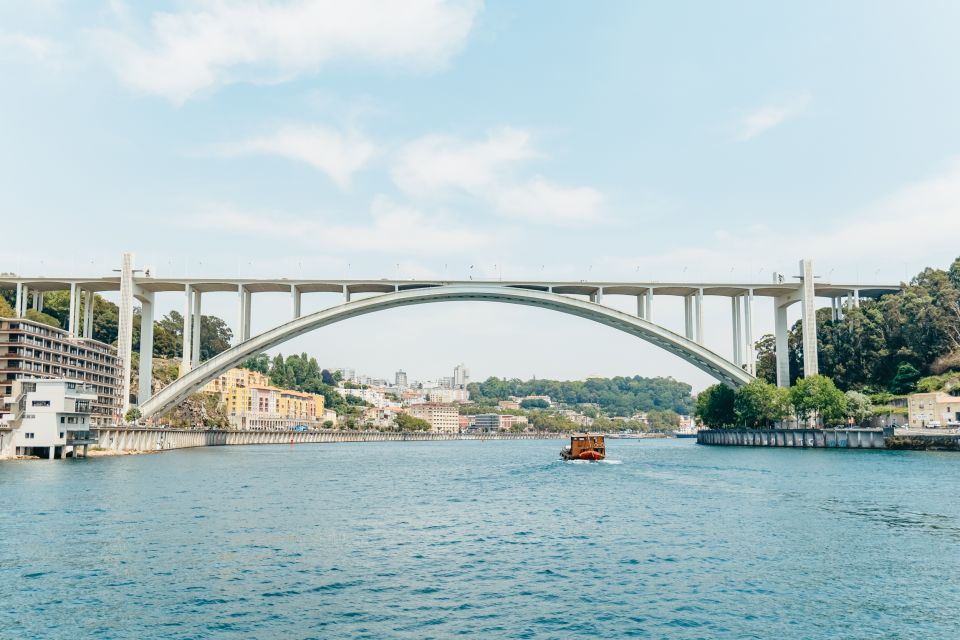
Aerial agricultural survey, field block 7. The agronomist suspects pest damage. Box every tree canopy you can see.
[755,256,960,394]
[468,375,694,416]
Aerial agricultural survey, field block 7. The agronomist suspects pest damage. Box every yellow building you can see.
[908,391,960,428]
[203,368,270,395]
[205,367,325,430]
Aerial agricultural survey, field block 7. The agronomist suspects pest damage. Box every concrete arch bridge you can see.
[0,255,900,419]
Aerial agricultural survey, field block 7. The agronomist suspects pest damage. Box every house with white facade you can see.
[0,379,99,459]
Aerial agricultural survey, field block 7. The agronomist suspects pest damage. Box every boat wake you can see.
[565,458,622,465]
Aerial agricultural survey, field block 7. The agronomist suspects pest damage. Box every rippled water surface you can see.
[3,439,960,639]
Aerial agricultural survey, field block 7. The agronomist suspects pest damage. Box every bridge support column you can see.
[645,287,653,321]
[744,289,754,375]
[139,292,155,405]
[181,284,193,373]
[695,288,704,345]
[830,297,838,321]
[853,288,860,308]
[775,303,790,387]
[731,295,742,367]
[83,289,94,337]
[191,291,202,369]
[799,259,818,378]
[14,283,23,317]
[242,288,251,341]
[684,295,694,339]
[33,291,42,311]
[117,252,135,416]
[291,285,301,320]
[343,286,351,303]
[636,295,645,319]
[68,282,78,337]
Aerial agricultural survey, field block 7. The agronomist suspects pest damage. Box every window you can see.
[67,416,77,424]
[24,432,34,439]
[59,432,64,438]
[31,400,50,407]
[60,417,65,423]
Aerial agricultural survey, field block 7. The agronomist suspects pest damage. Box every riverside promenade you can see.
[94,427,564,454]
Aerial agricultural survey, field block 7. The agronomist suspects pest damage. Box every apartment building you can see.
[0,317,121,426]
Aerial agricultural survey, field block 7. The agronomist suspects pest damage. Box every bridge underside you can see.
[138,286,755,419]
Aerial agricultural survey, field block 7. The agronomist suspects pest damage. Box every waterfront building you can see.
[459,415,474,431]
[498,414,529,431]
[205,367,325,430]
[0,316,121,426]
[907,391,960,428]
[498,399,520,411]
[406,403,459,434]
[0,379,99,459]
[472,413,501,433]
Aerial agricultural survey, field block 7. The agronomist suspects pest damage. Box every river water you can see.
[2,438,959,639]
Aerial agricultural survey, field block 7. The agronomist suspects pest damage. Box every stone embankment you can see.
[94,428,563,454]
[697,428,960,451]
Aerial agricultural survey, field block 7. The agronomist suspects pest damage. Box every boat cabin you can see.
[560,434,606,461]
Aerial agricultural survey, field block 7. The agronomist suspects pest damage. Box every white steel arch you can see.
[139,286,755,419]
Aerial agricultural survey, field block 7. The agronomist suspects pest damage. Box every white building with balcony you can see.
[0,379,99,460]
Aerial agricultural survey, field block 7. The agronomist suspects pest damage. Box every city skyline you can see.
[4,2,960,388]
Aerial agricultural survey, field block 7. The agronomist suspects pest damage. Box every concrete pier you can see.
[94,428,562,453]
[697,429,886,449]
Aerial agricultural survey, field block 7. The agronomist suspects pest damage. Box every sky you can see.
[3,1,960,389]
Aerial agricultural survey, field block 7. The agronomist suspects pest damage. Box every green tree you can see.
[754,334,778,384]
[694,384,736,428]
[0,295,13,317]
[25,309,61,327]
[844,390,872,425]
[734,379,792,428]
[520,398,549,409]
[395,413,431,431]
[240,353,270,374]
[124,407,142,423]
[889,362,921,395]
[790,375,847,427]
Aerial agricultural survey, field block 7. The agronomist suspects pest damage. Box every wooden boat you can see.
[560,434,606,461]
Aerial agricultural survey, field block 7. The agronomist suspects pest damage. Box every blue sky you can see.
[3,1,960,388]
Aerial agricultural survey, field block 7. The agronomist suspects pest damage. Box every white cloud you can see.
[223,124,376,189]
[494,177,604,224]
[392,127,537,196]
[0,32,63,63]
[91,0,483,103]
[737,93,812,141]
[181,198,491,256]
[392,128,605,225]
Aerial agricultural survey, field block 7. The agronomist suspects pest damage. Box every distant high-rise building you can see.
[395,370,408,388]
[453,363,469,388]
[334,367,356,382]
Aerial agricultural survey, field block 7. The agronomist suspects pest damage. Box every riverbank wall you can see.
[94,428,564,453]
[697,428,960,451]
[697,429,886,449]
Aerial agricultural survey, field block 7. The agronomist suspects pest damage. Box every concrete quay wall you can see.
[95,428,562,452]
[697,429,886,449]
